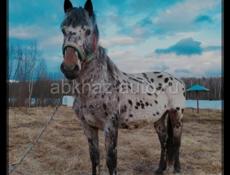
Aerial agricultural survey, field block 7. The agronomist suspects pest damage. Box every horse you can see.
[60,0,186,174]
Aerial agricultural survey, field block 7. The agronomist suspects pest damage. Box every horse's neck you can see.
[79,46,123,84]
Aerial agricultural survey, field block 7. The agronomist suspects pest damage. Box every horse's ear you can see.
[84,0,93,17]
[64,0,73,13]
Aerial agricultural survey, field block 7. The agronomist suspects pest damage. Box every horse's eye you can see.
[62,28,66,35]
[86,29,91,36]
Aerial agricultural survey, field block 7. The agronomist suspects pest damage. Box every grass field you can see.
[8,107,222,175]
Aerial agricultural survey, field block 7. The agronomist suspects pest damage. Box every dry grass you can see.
[8,107,222,175]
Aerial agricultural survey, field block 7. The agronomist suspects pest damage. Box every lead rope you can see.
[9,96,63,174]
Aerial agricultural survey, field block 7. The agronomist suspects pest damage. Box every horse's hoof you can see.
[155,168,164,175]
[173,168,181,174]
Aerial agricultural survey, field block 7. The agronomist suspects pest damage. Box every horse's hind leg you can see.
[81,121,100,175]
[167,109,183,173]
[154,111,168,174]
[104,114,118,175]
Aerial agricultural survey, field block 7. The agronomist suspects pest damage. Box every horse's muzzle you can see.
[60,63,79,80]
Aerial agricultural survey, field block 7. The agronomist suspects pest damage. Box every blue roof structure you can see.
[186,84,209,92]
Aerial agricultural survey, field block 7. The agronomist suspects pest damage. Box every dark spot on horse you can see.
[154,100,158,104]
[81,116,85,121]
[182,87,185,91]
[145,102,149,106]
[89,105,94,109]
[156,112,160,115]
[147,93,152,96]
[129,77,143,84]
[115,80,121,87]
[117,96,120,102]
[123,72,127,76]
[164,104,167,108]
[151,78,154,83]
[153,113,156,116]
[103,103,107,110]
[169,82,173,86]
[164,78,169,83]
[85,29,91,36]
[170,77,173,80]
[121,105,127,113]
[135,106,138,109]
[150,104,152,106]
[105,112,108,116]
[128,99,132,106]
[141,103,145,109]
[156,86,161,90]
[137,77,144,80]
[176,107,180,111]
[157,75,163,78]
[142,73,151,83]
[136,102,140,106]
[128,85,131,89]
[183,92,186,97]
[149,85,154,89]
[129,114,133,117]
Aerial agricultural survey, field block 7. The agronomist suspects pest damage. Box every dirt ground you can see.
[8,106,223,175]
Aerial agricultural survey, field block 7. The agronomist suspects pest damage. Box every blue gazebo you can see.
[186,84,209,113]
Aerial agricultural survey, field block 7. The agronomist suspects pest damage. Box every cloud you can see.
[203,45,222,51]
[108,45,221,78]
[99,36,138,48]
[194,15,213,23]
[129,0,220,37]
[155,38,203,56]
[9,26,42,39]
[40,35,63,48]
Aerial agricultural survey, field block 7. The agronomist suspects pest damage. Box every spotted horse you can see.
[60,0,186,174]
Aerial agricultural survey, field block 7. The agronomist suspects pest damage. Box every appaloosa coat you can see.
[60,0,186,174]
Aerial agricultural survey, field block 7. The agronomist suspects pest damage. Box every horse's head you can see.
[60,0,99,80]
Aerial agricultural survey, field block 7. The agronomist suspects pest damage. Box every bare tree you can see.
[12,41,40,107]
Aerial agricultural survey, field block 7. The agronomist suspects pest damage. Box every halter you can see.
[62,34,97,64]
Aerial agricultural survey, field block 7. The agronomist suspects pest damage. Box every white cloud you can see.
[9,25,42,39]
[40,35,63,48]
[151,0,219,34]
[99,35,138,48]
[108,48,221,78]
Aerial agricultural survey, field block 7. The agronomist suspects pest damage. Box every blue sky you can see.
[9,0,222,78]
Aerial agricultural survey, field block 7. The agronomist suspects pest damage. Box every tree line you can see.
[182,77,222,100]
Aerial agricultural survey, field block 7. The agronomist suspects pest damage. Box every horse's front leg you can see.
[104,114,118,175]
[154,111,168,174]
[81,121,100,175]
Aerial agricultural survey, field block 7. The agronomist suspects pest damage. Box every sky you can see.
[9,0,222,78]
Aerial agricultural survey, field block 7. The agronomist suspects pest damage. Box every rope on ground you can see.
[9,99,62,174]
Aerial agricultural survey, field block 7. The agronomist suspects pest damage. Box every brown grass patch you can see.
[8,107,222,175]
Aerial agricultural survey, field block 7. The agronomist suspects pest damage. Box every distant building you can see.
[62,96,74,107]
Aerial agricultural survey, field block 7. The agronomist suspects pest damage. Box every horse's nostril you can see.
[73,65,80,72]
